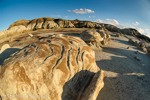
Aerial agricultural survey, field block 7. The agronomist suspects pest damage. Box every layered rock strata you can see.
[0,34,104,100]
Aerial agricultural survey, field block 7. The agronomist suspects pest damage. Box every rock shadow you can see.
[61,70,100,100]
[0,48,21,65]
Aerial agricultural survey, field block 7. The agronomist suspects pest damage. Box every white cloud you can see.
[106,19,119,25]
[117,25,127,29]
[68,8,94,14]
[95,19,105,23]
[133,22,139,26]
[67,10,71,12]
[129,26,135,28]
[137,28,144,34]
[93,16,95,17]
[95,19,135,29]
[89,16,91,18]
[84,18,87,20]
[145,29,149,31]
[65,16,68,18]
[51,15,61,17]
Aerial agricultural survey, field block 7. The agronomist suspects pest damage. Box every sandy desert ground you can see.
[0,28,150,100]
[96,32,150,100]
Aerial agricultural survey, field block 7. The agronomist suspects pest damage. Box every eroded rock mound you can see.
[128,39,149,53]
[0,34,104,100]
[80,29,110,49]
[80,30,103,49]
[96,29,111,45]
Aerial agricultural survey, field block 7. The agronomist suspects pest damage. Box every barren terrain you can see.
[0,28,150,100]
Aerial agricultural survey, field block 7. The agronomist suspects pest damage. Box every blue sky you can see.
[0,0,150,37]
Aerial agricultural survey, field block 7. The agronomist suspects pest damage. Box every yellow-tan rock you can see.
[0,34,104,100]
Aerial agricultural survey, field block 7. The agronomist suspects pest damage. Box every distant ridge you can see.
[1,17,150,42]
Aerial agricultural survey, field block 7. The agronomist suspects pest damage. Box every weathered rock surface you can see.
[80,30,103,49]
[80,29,111,49]
[128,39,149,53]
[8,19,30,30]
[96,30,110,46]
[116,33,122,37]
[0,44,10,54]
[0,34,104,100]
[0,25,27,36]
[55,19,75,28]
[128,39,135,44]
[43,21,58,29]
[0,44,21,65]
[80,30,103,42]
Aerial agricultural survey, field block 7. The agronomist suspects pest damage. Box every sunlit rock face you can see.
[80,29,111,49]
[42,21,59,29]
[0,34,104,100]
[55,20,75,28]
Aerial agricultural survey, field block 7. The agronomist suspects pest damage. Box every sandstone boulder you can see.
[116,32,122,37]
[128,39,148,53]
[80,30,103,42]
[80,30,103,49]
[128,39,135,44]
[138,41,146,48]
[96,29,111,45]
[97,30,110,39]
[0,35,104,100]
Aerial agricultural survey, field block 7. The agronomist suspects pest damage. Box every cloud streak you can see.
[137,28,144,34]
[95,19,105,23]
[67,8,94,14]
[133,22,139,26]
[106,19,119,25]
[94,19,134,29]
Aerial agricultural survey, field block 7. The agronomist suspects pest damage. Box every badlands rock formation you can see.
[0,34,104,100]
[96,29,111,45]
[128,38,150,53]
[80,29,110,49]
[0,17,149,43]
